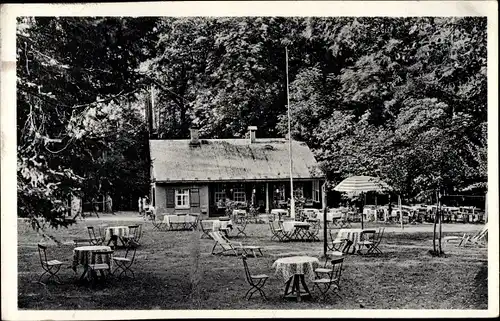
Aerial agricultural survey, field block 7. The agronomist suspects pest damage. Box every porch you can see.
[208,180,323,217]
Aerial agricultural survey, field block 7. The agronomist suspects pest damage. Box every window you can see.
[214,185,226,207]
[313,180,320,202]
[233,187,246,203]
[293,185,304,200]
[274,185,285,201]
[175,189,190,209]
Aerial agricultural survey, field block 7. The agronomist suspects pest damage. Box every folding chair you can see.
[235,217,248,238]
[356,229,377,254]
[87,226,104,245]
[122,225,142,247]
[315,251,344,279]
[88,250,114,285]
[37,244,64,284]
[306,220,320,241]
[189,213,201,230]
[151,217,165,231]
[112,244,137,279]
[363,228,385,255]
[242,254,269,300]
[200,220,214,239]
[328,230,350,253]
[312,257,344,301]
[269,221,287,241]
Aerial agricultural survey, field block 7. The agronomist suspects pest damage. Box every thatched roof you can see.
[150,138,323,183]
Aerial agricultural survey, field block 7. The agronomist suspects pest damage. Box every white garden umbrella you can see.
[334,175,392,229]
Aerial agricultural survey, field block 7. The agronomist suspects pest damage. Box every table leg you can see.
[284,277,292,296]
[299,274,311,298]
[79,265,89,281]
[294,275,301,302]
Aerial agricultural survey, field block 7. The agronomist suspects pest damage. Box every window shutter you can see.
[166,188,175,208]
[190,188,200,208]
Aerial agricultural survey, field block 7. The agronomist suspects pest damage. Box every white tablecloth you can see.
[212,219,233,231]
[163,214,196,227]
[272,256,319,281]
[104,226,129,241]
[271,209,288,216]
[282,221,310,233]
[72,245,112,269]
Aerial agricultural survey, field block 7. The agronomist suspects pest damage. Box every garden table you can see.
[163,214,197,230]
[105,226,129,247]
[272,256,319,302]
[72,245,112,281]
[282,221,312,241]
[333,228,376,254]
[271,209,288,221]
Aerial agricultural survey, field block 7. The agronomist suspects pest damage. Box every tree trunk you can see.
[432,190,438,254]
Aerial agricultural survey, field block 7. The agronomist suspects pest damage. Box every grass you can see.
[17,214,488,310]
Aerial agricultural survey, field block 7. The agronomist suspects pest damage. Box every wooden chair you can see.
[315,251,344,279]
[122,225,142,247]
[112,244,137,279]
[242,254,269,300]
[87,226,104,245]
[356,229,377,254]
[88,250,114,285]
[269,221,287,241]
[200,220,214,239]
[362,228,385,255]
[235,217,248,238]
[37,244,64,284]
[312,256,344,301]
[328,230,350,253]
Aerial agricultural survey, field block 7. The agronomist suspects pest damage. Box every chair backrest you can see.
[209,231,232,250]
[124,245,137,263]
[91,250,114,264]
[241,255,253,285]
[87,226,99,242]
[269,221,277,234]
[37,244,48,266]
[330,257,344,282]
[128,225,139,237]
[375,227,385,244]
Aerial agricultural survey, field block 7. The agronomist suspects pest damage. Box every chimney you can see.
[248,126,257,143]
[189,126,200,146]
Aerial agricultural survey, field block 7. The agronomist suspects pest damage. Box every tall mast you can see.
[286,46,295,219]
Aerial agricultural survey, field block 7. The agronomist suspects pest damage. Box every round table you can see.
[105,226,130,247]
[272,256,319,301]
[72,245,112,280]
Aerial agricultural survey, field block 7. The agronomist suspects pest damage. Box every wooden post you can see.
[265,182,270,213]
[322,182,328,258]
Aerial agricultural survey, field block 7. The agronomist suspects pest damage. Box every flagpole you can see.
[286,46,295,219]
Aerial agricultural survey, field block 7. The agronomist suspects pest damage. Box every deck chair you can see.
[88,250,114,285]
[87,226,104,245]
[112,244,137,279]
[312,257,344,301]
[444,226,488,247]
[209,231,241,256]
[357,228,384,255]
[269,221,287,241]
[209,231,263,257]
[235,217,248,238]
[242,254,269,300]
[37,244,64,284]
[200,220,214,239]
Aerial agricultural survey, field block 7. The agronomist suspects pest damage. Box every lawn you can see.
[17,213,488,310]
